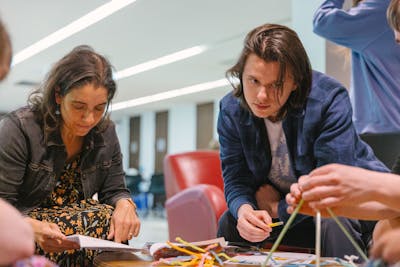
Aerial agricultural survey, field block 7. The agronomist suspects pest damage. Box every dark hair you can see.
[0,18,12,81]
[387,0,400,32]
[28,45,116,141]
[226,23,312,120]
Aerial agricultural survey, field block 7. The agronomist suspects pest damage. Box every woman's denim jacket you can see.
[0,107,130,214]
[218,71,389,225]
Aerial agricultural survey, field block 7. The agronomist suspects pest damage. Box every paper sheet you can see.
[66,234,141,252]
[225,252,315,266]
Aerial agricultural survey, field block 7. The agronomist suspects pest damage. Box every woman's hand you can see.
[26,218,79,252]
[108,199,141,243]
[236,204,272,242]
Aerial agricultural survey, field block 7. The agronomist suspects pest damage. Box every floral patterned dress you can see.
[28,155,114,266]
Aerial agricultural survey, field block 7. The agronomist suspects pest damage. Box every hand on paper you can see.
[26,218,79,252]
[236,204,272,242]
[108,198,141,243]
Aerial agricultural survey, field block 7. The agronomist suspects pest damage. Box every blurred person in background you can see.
[287,1,400,264]
[313,0,400,170]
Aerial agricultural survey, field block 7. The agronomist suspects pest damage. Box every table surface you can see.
[93,250,342,267]
[94,251,154,267]
[93,251,260,267]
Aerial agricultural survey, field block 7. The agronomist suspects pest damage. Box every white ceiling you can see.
[0,0,292,119]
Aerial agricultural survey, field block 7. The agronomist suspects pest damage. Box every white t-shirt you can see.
[264,118,296,193]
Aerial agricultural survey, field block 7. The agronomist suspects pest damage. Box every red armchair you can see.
[163,150,314,253]
[163,150,227,242]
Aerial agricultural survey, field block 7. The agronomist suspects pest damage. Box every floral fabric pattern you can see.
[28,156,114,266]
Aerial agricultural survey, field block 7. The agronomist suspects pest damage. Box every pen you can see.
[268,221,284,227]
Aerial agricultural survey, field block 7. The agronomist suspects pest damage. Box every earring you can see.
[55,105,60,116]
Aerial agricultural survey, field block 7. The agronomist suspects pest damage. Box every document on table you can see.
[66,234,141,252]
[224,252,316,266]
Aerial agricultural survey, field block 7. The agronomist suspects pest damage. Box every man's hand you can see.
[297,164,375,210]
[286,180,317,216]
[236,204,272,242]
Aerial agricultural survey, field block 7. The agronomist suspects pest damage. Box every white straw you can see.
[315,211,321,267]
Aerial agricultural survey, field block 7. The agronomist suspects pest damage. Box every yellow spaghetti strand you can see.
[175,237,206,253]
[166,241,202,258]
[217,252,238,262]
[268,221,284,227]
